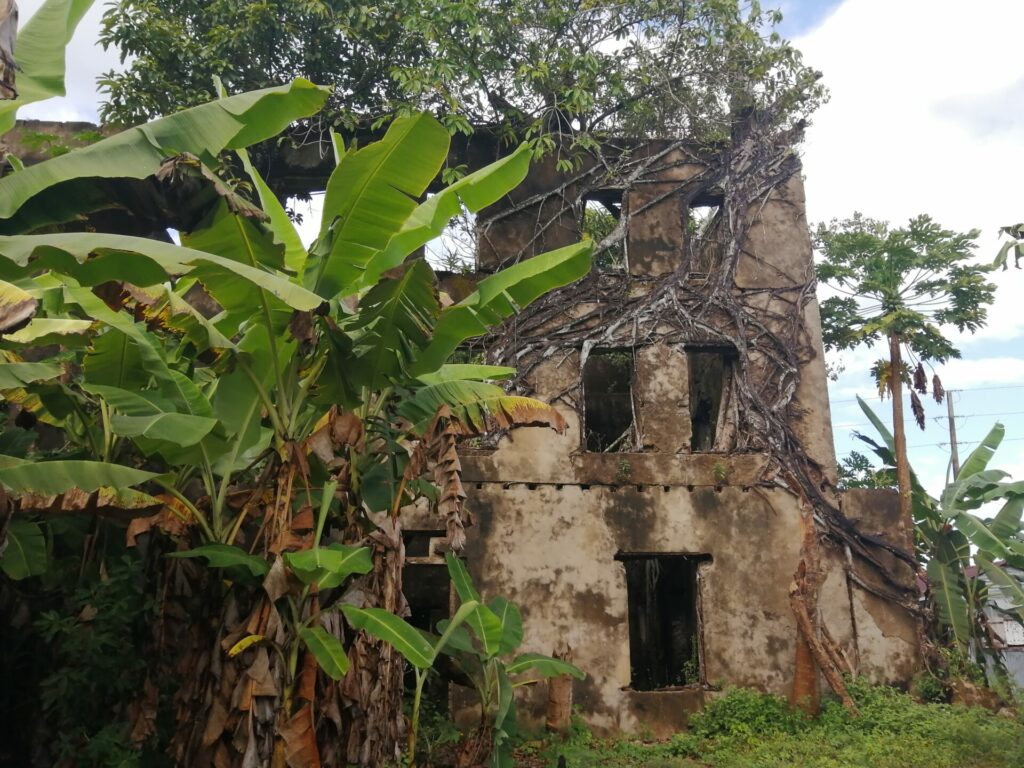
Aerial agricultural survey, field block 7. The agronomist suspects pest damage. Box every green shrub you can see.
[32,555,157,767]
[911,671,949,704]
[688,688,807,740]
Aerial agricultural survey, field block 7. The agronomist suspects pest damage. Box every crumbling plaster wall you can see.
[461,479,818,735]
[455,344,859,736]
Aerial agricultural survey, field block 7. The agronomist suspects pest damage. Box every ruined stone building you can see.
[405,125,921,734]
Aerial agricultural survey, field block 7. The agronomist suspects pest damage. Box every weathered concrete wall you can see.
[841,489,921,685]
[634,344,690,453]
[736,173,838,479]
[462,480,811,735]
[476,155,583,271]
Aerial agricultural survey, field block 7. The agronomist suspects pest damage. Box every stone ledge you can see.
[460,450,773,487]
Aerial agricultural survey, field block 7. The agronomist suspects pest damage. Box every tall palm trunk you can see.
[888,333,915,556]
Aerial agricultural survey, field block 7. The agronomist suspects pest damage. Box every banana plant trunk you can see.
[343,518,407,766]
[888,333,916,557]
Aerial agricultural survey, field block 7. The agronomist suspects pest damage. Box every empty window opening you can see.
[581,192,626,272]
[617,553,709,690]
[404,563,450,633]
[402,530,452,708]
[583,349,635,452]
[402,531,450,632]
[686,195,724,278]
[404,529,446,560]
[688,349,732,452]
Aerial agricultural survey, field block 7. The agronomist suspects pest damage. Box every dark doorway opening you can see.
[582,349,636,452]
[617,553,709,690]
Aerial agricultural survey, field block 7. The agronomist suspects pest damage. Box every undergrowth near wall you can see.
[516,681,1024,768]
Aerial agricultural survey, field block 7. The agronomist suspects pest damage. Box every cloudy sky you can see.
[782,0,1024,496]
[16,0,1024,499]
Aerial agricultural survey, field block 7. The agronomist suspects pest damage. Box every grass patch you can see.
[518,680,1024,768]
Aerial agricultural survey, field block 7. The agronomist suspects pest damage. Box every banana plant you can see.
[343,597,484,763]
[0,0,96,133]
[855,396,1024,663]
[345,553,584,768]
[0,76,591,765]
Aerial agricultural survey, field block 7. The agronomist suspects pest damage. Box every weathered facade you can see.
[408,125,920,735]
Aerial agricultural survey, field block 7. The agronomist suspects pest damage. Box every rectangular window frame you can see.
[686,345,736,453]
[616,551,711,691]
[581,347,638,453]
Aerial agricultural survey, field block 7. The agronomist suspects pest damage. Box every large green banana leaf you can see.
[413,242,591,375]
[977,556,1024,619]
[129,283,235,352]
[506,653,584,680]
[0,361,62,388]
[0,278,39,332]
[953,512,1017,562]
[927,557,970,651]
[182,200,285,271]
[0,519,47,580]
[83,327,148,390]
[0,455,156,494]
[85,384,217,447]
[298,627,349,680]
[0,233,323,311]
[4,317,92,344]
[67,288,209,408]
[940,423,1005,511]
[0,79,329,232]
[0,0,94,134]
[342,259,440,391]
[238,149,307,273]
[990,496,1024,540]
[343,604,436,670]
[357,146,533,290]
[399,380,566,436]
[305,113,450,298]
[415,364,517,385]
[445,552,503,657]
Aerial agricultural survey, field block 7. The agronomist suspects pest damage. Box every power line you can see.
[831,411,1024,431]
[906,437,1024,450]
[830,383,1024,406]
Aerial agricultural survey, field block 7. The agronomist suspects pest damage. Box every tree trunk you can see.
[342,518,407,766]
[545,644,574,733]
[789,504,821,714]
[888,333,915,557]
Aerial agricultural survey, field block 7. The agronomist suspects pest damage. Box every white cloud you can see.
[16,0,121,123]
[797,0,1024,345]
[798,0,1024,498]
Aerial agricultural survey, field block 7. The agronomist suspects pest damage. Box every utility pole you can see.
[946,390,961,478]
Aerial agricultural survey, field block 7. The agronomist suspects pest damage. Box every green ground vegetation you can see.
[508,682,1024,768]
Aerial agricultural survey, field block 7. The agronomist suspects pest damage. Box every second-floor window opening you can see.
[582,348,636,452]
[687,348,733,452]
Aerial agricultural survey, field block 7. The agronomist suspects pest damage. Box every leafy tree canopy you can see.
[816,213,994,366]
[836,449,893,491]
[97,0,825,150]
[816,213,996,537]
